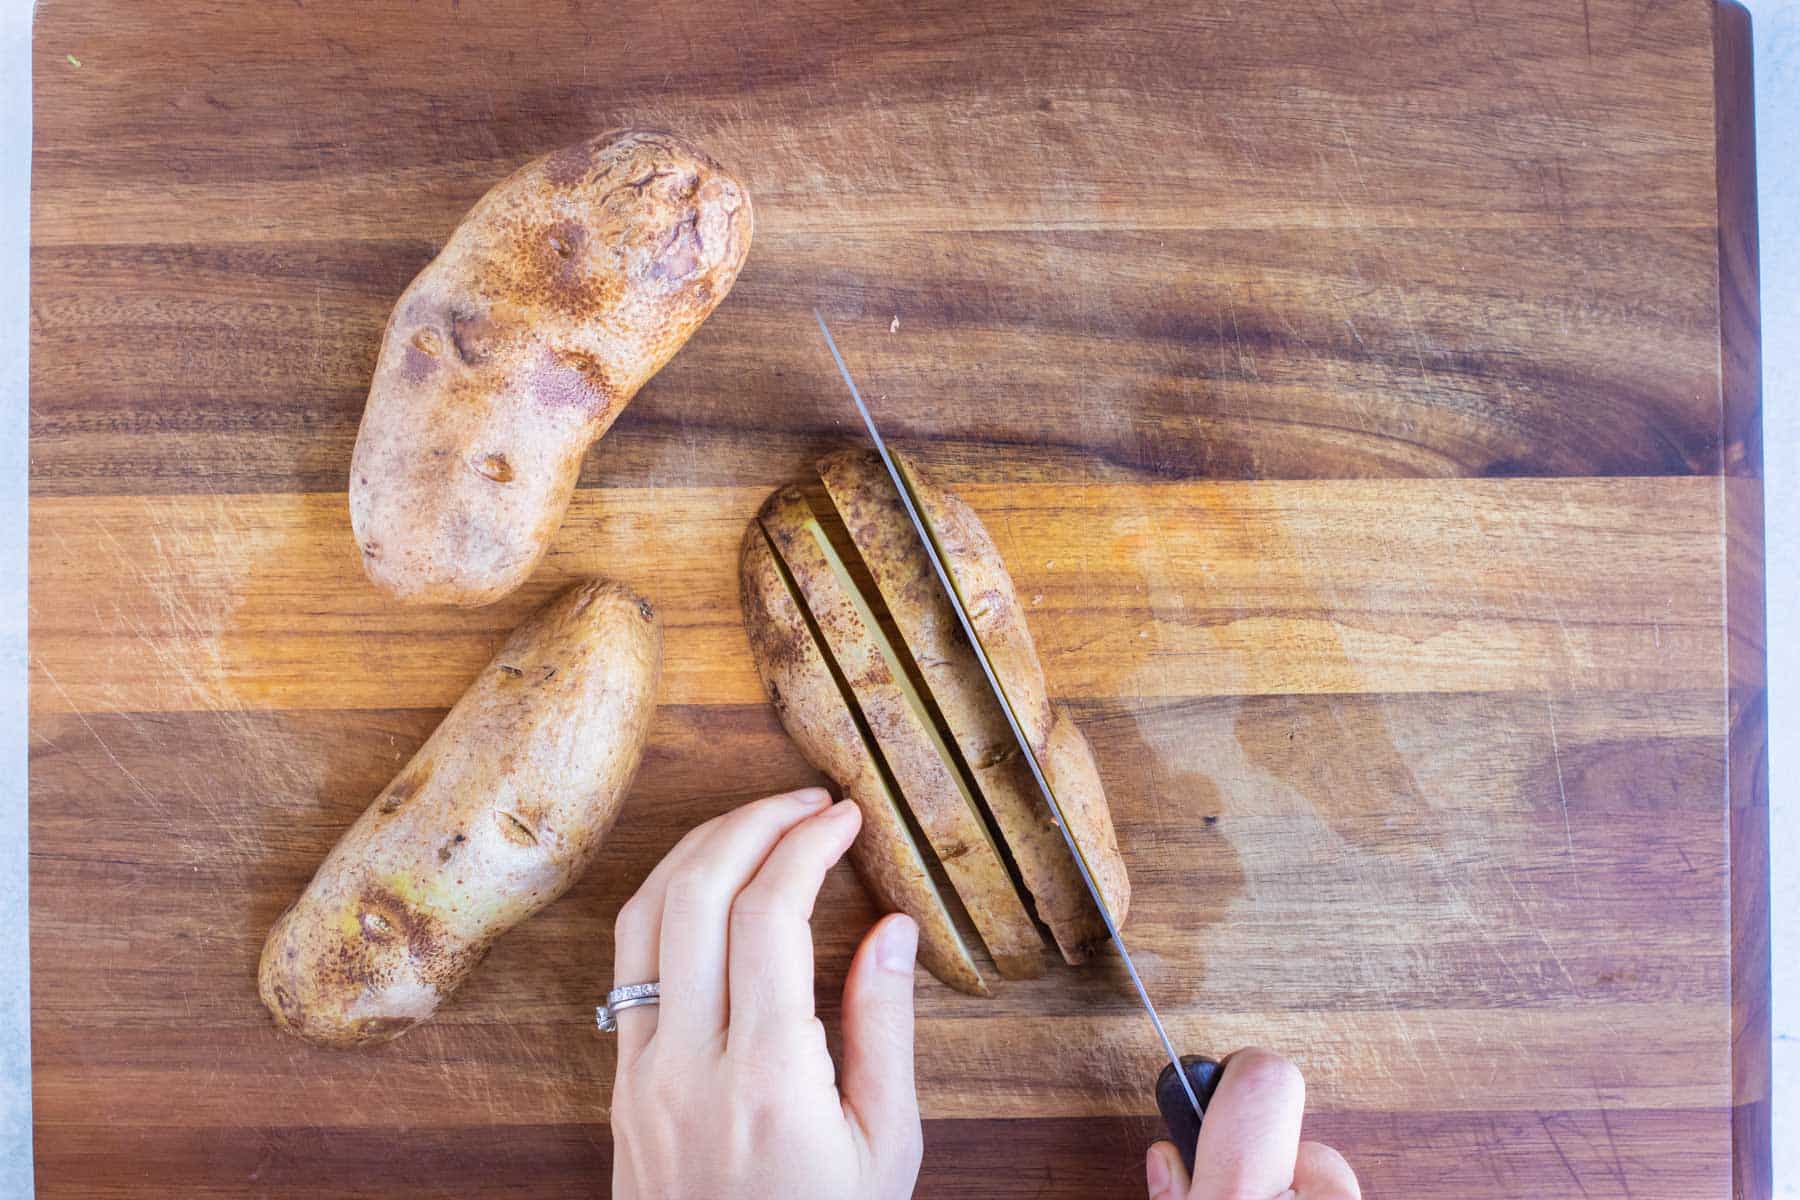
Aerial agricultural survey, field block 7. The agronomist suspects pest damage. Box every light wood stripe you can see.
[29,477,1729,715]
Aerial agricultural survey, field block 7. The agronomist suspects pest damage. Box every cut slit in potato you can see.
[757,487,1048,980]
[738,524,989,996]
[822,448,1129,963]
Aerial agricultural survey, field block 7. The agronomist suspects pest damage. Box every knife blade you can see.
[813,310,1222,1164]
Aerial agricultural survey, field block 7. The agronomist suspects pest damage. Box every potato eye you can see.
[473,453,514,483]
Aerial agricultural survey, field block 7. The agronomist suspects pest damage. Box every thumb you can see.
[840,913,923,1183]
[1146,1141,1192,1200]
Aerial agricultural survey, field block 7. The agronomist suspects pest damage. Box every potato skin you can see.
[350,130,753,606]
[1036,705,1130,950]
[757,486,1046,980]
[821,449,1127,963]
[259,579,663,1047]
[739,523,989,996]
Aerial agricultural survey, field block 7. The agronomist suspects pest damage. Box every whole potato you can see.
[350,130,752,606]
[259,579,662,1047]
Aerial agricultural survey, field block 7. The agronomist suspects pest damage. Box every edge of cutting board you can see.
[1712,3,1770,1199]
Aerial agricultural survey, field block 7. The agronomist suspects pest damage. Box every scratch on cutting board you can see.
[35,661,160,809]
[1496,866,1580,995]
[1542,693,1584,907]
[1595,1104,1636,1198]
[104,501,314,866]
[1539,1113,1596,1198]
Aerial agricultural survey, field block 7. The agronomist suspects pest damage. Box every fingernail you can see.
[1145,1146,1170,1192]
[877,914,918,973]
[795,788,833,809]
[826,798,859,821]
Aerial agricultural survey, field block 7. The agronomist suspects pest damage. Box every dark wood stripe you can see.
[31,1110,1734,1198]
[32,1,1715,240]
[32,693,1733,1029]
[30,223,1729,496]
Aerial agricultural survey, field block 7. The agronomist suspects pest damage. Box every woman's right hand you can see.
[1145,1049,1360,1200]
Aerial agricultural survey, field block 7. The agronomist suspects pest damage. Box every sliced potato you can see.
[892,451,1054,749]
[739,524,988,996]
[821,449,1122,961]
[757,486,1046,980]
[1036,704,1131,948]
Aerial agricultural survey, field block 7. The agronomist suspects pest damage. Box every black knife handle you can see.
[1156,1055,1224,1175]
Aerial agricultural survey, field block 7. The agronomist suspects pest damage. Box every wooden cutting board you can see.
[28,0,1768,1195]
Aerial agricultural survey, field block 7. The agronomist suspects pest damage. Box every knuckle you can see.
[729,882,792,924]
[1227,1047,1305,1099]
[791,1017,830,1058]
[662,866,719,916]
[613,893,652,940]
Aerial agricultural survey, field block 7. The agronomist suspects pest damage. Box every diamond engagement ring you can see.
[596,981,661,1032]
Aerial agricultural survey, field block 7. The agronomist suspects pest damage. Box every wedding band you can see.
[596,981,660,1033]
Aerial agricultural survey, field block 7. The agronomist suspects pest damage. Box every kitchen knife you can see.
[814,310,1223,1172]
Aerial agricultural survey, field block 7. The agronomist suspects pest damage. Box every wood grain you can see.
[28,479,1733,714]
[1712,5,1770,1198]
[28,0,1766,1195]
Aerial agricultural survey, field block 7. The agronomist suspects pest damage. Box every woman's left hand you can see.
[608,787,925,1200]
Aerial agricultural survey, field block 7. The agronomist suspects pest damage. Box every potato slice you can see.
[820,450,1126,961]
[1035,704,1130,950]
[739,524,988,996]
[758,487,1047,980]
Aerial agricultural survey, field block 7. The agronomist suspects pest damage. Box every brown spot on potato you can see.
[498,663,524,678]
[558,349,614,392]
[270,983,305,1031]
[411,327,443,356]
[360,908,398,943]
[638,599,656,622]
[361,540,381,560]
[975,745,1019,770]
[941,841,972,861]
[531,352,611,417]
[448,307,499,365]
[356,885,445,968]
[648,213,702,282]
[546,220,585,260]
[437,833,467,864]
[496,810,539,847]
[472,452,514,483]
[378,765,430,814]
